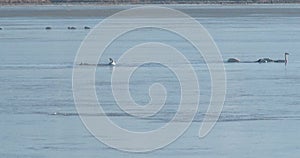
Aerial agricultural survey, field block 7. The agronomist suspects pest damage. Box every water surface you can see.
[0,5,300,158]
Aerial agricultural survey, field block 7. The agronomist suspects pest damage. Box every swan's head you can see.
[109,58,113,62]
[285,52,289,56]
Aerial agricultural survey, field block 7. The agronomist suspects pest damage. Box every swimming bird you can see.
[68,26,76,30]
[108,58,116,66]
[273,52,289,66]
[84,26,91,29]
[79,62,89,65]
[45,26,52,30]
[0,27,2,30]
[78,59,116,66]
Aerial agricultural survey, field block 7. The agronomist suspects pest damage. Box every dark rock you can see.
[227,58,240,63]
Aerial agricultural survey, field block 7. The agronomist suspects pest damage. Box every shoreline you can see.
[1,2,300,7]
[1,3,300,8]
[1,1,300,6]
[1,3,300,18]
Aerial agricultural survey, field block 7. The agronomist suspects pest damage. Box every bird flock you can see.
[0,26,91,30]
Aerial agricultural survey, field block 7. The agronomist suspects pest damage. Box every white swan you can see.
[108,58,116,66]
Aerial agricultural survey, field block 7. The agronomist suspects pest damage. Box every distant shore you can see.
[1,3,300,18]
[1,0,300,6]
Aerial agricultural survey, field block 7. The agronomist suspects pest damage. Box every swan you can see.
[78,58,116,66]
[108,58,116,66]
[273,53,289,65]
[256,53,289,65]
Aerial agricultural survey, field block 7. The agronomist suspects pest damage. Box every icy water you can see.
[1,5,300,158]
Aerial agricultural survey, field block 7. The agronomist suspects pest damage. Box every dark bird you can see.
[68,26,76,30]
[273,52,289,66]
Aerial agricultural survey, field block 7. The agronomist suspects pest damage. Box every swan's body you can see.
[256,58,273,63]
[273,59,285,63]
